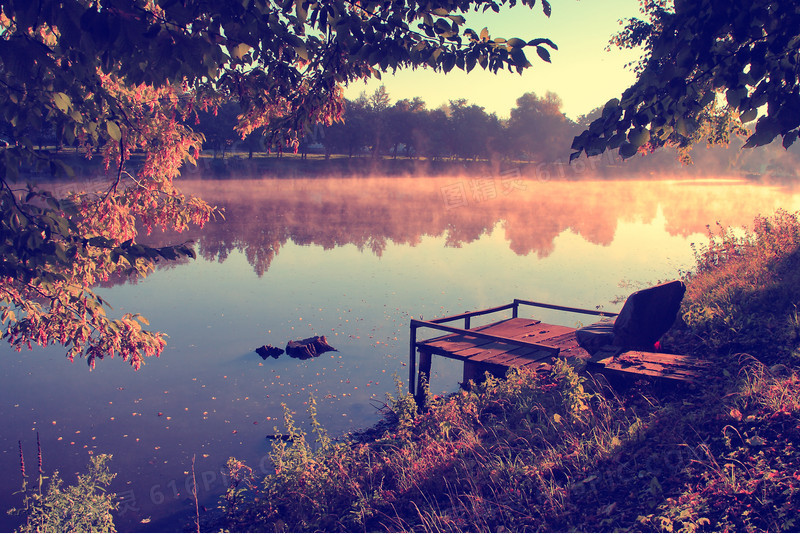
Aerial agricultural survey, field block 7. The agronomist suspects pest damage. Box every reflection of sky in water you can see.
[2,178,800,531]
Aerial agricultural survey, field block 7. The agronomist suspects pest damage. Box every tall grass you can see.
[672,209,800,364]
[218,361,652,532]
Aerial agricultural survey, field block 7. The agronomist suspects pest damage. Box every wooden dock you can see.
[409,298,709,401]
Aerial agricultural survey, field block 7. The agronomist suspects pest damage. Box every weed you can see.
[9,453,117,533]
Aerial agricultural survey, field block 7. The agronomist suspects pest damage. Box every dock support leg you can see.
[415,350,432,406]
[462,361,481,386]
[409,323,418,395]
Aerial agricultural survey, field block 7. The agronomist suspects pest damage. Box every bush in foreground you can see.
[9,454,117,533]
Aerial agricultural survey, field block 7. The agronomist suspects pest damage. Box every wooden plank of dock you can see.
[588,350,711,382]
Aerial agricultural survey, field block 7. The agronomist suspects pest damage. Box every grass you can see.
[666,209,800,366]
[209,361,798,532]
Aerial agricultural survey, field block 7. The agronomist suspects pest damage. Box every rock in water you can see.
[255,345,284,360]
[285,335,337,359]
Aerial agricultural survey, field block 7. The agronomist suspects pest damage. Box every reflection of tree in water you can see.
[175,177,800,277]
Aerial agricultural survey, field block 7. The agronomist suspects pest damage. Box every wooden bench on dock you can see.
[408,283,711,401]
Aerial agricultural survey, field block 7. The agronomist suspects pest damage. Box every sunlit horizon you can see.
[343,0,644,120]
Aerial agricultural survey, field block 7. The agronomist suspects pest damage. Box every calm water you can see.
[2,176,799,531]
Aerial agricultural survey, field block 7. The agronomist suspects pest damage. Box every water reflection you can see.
[168,177,800,276]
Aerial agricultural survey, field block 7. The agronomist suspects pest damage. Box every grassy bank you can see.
[211,209,800,533]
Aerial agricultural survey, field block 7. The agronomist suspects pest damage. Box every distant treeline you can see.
[197,87,577,165]
[194,86,800,180]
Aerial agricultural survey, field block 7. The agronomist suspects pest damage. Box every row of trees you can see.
[195,87,576,163]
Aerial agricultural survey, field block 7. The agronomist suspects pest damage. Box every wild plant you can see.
[676,209,800,364]
[9,444,117,533]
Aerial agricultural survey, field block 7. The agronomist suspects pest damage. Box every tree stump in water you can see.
[285,336,337,359]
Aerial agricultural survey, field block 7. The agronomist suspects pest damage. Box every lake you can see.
[2,175,799,531]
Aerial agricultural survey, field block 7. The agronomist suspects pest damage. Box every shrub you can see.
[219,364,645,532]
[9,454,117,533]
[672,209,800,364]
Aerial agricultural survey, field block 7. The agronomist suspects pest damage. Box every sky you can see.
[342,0,645,121]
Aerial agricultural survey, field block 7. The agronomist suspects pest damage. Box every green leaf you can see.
[607,132,626,149]
[466,53,477,73]
[628,127,650,147]
[53,92,71,113]
[106,121,122,141]
[527,38,557,50]
[675,118,689,137]
[743,117,780,148]
[231,43,251,60]
[294,45,309,61]
[507,38,526,49]
[536,46,551,63]
[442,53,456,73]
[782,130,798,149]
[619,142,638,159]
[739,108,757,123]
[295,0,308,22]
[511,47,528,68]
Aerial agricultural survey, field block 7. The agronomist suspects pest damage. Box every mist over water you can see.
[1,176,799,532]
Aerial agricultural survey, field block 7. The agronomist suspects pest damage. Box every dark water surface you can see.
[1,176,798,531]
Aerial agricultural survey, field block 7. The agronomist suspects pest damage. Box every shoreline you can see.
[20,150,774,183]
